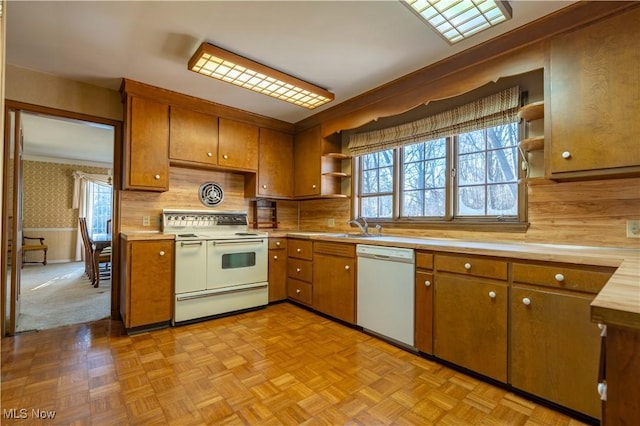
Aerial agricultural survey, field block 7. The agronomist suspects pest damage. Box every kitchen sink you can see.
[323,233,376,238]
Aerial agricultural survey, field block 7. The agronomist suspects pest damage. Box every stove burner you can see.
[178,233,198,238]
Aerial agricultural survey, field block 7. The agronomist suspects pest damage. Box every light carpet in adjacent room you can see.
[16,262,110,333]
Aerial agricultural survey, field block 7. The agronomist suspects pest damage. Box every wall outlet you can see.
[142,215,150,227]
[627,220,640,238]
[328,218,335,227]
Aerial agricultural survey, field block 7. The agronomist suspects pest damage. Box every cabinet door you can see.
[127,97,169,190]
[294,126,322,197]
[169,106,218,166]
[258,128,293,198]
[434,275,508,382]
[268,248,287,302]
[129,240,173,328]
[218,117,259,171]
[313,253,355,324]
[548,9,640,178]
[415,270,433,354]
[510,286,601,418]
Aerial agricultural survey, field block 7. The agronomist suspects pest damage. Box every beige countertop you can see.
[287,232,640,331]
[120,231,175,241]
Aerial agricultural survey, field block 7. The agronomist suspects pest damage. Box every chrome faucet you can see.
[347,217,369,235]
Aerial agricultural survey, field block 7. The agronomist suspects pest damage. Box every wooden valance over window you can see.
[348,86,520,156]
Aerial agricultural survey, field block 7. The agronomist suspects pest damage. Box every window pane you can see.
[379,195,393,218]
[458,129,485,154]
[425,189,446,217]
[457,185,485,216]
[458,152,485,185]
[362,152,378,170]
[424,158,446,189]
[488,148,517,183]
[487,123,518,149]
[379,166,393,192]
[362,170,378,194]
[488,183,518,215]
[404,162,422,190]
[402,190,423,216]
[362,197,378,218]
[425,138,447,159]
[378,149,394,167]
[404,142,424,163]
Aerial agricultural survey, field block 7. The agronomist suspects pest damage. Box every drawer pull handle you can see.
[276,241,280,246]
[262,184,267,189]
[273,255,278,260]
[488,291,496,299]
[296,268,301,273]
[345,265,350,270]
[296,248,302,253]
[223,154,229,159]
[555,273,565,282]
[312,184,317,189]
[296,289,301,294]
[159,251,165,256]
[464,263,471,270]
[522,297,531,306]
[207,152,213,157]
[424,280,431,287]
[154,174,161,180]
[562,151,571,159]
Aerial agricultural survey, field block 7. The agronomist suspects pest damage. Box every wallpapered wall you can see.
[23,160,108,228]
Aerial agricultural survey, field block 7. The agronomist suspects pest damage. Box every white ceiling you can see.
[5,1,575,161]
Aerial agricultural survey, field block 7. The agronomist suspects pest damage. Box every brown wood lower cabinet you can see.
[312,242,356,324]
[268,237,287,302]
[120,237,173,329]
[603,326,640,425]
[510,286,601,419]
[415,251,434,354]
[434,274,508,382]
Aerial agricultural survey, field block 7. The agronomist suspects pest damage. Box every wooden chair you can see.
[22,235,48,267]
[79,217,111,283]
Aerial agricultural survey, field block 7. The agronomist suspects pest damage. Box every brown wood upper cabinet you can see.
[124,95,170,191]
[548,8,640,180]
[218,117,259,171]
[294,125,349,199]
[169,106,218,167]
[246,128,293,199]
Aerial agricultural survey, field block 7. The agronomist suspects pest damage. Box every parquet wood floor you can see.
[1,303,588,425]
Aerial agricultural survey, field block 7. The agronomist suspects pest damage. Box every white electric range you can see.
[162,209,268,324]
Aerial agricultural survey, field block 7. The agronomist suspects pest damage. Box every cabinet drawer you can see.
[287,258,312,283]
[512,262,614,294]
[435,254,507,280]
[269,238,287,250]
[416,251,434,270]
[314,241,355,257]
[287,279,312,305]
[288,239,313,260]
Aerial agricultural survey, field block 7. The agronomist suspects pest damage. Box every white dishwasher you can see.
[356,244,415,348]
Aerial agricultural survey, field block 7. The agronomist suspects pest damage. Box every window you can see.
[351,86,524,228]
[357,121,521,224]
[90,182,112,234]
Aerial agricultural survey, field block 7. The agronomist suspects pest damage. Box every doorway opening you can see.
[2,104,121,335]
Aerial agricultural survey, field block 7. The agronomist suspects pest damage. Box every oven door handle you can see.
[176,283,268,300]
[180,241,204,247]
[212,239,265,246]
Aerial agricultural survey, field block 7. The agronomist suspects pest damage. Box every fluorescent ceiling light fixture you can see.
[402,0,512,44]
[188,42,334,110]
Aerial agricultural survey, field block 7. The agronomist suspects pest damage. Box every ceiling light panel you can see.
[188,43,334,109]
[403,0,512,44]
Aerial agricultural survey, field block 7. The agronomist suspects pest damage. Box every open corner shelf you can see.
[518,101,544,121]
[323,152,350,160]
[322,171,351,178]
[519,136,545,152]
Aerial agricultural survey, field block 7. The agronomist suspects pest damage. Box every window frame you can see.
[354,123,528,232]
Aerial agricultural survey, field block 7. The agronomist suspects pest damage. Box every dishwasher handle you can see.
[356,244,414,264]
